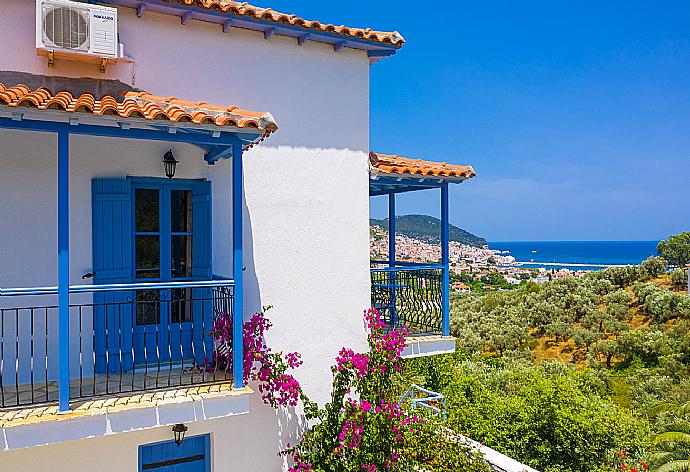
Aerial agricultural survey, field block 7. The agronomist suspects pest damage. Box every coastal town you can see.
[370,224,593,290]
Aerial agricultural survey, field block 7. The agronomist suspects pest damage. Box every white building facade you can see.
[0,1,470,470]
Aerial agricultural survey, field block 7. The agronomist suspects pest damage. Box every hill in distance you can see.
[370,214,487,248]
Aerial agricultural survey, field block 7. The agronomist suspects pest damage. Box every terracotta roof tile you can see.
[162,0,405,48]
[369,152,476,181]
[0,82,278,137]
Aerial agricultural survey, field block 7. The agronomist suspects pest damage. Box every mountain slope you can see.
[370,214,486,248]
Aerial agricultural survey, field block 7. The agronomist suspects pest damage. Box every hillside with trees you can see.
[370,215,487,248]
[404,232,690,472]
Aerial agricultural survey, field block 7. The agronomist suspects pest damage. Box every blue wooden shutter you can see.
[192,180,212,279]
[92,178,134,373]
[192,180,212,363]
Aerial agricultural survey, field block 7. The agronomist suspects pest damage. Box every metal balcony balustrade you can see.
[370,261,445,336]
[0,280,234,409]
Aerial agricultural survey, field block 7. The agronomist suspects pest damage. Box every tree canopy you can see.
[658,232,690,267]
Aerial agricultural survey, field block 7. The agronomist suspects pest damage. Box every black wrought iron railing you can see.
[0,282,234,409]
[370,263,444,335]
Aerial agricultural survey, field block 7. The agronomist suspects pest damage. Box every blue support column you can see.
[57,130,70,412]
[441,183,450,336]
[388,193,396,265]
[231,142,244,389]
[388,193,397,324]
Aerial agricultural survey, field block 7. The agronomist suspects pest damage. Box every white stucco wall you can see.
[0,0,372,469]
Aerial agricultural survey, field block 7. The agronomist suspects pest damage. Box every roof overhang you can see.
[95,0,402,63]
[0,106,264,152]
[0,72,277,161]
[0,108,261,164]
[369,152,476,196]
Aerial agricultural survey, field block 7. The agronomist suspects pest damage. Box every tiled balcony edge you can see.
[401,336,457,358]
[0,384,252,451]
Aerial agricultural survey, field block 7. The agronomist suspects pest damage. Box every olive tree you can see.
[658,232,690,268]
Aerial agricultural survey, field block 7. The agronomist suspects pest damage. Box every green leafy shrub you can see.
[640,256,668,279]
[670,268,687,290]
[408,356,648,472]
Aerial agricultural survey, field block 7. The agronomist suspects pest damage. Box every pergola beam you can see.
[0,117,257,147]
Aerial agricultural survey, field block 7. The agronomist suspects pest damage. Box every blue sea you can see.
[488,241,660,270]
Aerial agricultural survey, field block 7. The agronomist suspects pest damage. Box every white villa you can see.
[0,1,476,470]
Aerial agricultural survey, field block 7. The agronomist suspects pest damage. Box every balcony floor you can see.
[401,335,457,358]
[1,366,232,410]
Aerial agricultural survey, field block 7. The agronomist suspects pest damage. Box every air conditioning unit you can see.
[36,0,119,58]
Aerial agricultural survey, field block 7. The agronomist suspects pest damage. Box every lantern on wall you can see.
[162,149,178,179]
[172,423,188,447]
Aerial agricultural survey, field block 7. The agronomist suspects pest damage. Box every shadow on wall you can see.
[219,386,309,470]
[243,197,261,319]
[241,199,310,470]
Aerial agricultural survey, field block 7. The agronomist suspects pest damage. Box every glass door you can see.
[133,183,195,366]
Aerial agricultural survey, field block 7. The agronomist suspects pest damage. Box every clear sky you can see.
[268,1,690,241]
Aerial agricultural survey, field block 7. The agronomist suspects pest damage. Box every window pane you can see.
[171,190,193,233]
[170,288,193,323]
[171,235,192,279]
[136,235,160,279]
[135,188,159,232]
[136,290,160,325]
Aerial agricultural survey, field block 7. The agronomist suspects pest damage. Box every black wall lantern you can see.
[172,423,188,447]
[162,149,178,180]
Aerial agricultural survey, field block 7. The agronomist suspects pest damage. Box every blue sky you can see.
[269,1,690,241]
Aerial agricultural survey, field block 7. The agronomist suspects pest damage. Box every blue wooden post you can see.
[388,193,396,265]
[231,142,244,389]
[57,130,70,412]
[441,183,450,336]
[388,193,397,324]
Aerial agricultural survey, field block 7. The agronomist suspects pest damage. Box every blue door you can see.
[139,434,210,472]
[92,178,212,373]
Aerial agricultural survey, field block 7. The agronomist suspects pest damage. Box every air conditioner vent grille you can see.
[43,6,89,50]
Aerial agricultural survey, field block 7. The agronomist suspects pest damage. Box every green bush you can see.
[670,268,687,289]
[640,256,667,278]
[407,356,648,472]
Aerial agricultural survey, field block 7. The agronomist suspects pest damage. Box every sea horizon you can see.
[487,240,660,269]
[489,239,661,243]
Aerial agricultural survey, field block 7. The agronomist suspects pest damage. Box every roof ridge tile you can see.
[160,0,405,47]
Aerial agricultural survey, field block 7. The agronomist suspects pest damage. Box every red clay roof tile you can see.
[370,152,476,181]
[162,0,405,48]
[0,82,278,139]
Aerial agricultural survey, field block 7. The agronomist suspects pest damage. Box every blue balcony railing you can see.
[0,280,234,409]
[370,262,445,336]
